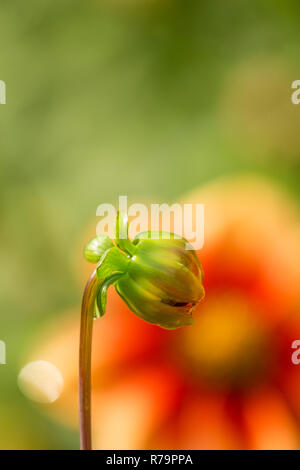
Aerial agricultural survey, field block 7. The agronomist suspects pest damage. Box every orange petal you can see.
[178,392,244,450]
[92,364,184,450]
[182,175,300,325]
[243,387,300,449]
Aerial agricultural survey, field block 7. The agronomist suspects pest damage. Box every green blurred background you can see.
[0,0,300,449]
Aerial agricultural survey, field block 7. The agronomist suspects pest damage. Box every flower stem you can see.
[79,269,100,450]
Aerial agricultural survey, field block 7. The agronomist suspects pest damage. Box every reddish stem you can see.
[79,269,100,450]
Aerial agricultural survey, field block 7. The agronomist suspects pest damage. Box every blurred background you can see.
[1,0,300,449]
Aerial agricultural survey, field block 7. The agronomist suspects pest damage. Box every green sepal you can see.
[96,246,129,280]
[94,246,129,318]
[115,212,135,256]
[95,272,123,318]
[84,234,114,263]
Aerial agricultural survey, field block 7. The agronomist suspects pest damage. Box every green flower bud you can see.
[84,213,205,329]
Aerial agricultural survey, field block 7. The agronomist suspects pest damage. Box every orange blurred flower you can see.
[29,175,300,449]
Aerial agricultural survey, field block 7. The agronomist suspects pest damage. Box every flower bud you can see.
[84,213,205,329]
[117,235,204,329]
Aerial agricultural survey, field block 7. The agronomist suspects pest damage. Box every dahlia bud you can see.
[84,213,204,329]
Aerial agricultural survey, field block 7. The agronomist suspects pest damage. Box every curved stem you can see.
[79,269,100,450]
